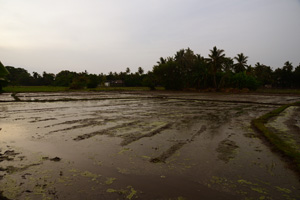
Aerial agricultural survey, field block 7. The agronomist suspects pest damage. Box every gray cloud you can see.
[0,0,300,74]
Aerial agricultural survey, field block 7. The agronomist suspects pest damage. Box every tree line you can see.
[1,66,148,90]
[152,47,300,90]
[1,46,300,91]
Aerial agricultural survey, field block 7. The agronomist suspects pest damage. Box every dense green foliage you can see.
[1,47,300,91]
[153,47,259,90]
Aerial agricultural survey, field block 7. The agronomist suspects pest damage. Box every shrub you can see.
[231,72,259,90]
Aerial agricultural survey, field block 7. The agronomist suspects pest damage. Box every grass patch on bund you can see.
[255,88,300,95]
[252,102,300,173]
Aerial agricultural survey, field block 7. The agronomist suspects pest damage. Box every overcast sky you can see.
[1,0,300,75]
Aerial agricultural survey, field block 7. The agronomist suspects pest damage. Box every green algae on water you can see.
[251,187,268,194]
[275,186,291,194]
[126,186,137,200]
[80,171,100,181]
[106,186,138,199]
[105,177,117,185]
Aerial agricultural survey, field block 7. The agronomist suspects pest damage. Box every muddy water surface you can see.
[0,92,300,200]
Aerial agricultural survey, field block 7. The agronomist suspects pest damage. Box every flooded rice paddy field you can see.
[0,92,300,200]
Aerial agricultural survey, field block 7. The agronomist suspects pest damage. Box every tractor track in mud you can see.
[73,121,142,141]
[150,125,207,163]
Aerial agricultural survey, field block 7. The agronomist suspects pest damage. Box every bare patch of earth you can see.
[216,139,239,163]
[0,92,300,200]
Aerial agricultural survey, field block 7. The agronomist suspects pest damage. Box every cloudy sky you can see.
[1,0,300,74]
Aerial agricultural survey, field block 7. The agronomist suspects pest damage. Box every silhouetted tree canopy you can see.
[2,47,300,91]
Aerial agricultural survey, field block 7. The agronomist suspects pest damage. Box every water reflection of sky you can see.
[0,123,25,141]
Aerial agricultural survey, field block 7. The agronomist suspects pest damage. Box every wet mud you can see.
[1,92,300,199]
[216,139,239,163]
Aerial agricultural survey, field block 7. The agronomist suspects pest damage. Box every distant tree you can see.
[54,70,77,86]
[138,67,144,75]
[274,61,294,88]
[142,71,156,90]
[6,66,32,86]
[98,73,105,86]
[118,71,126,82]
[219,57,234,88]
[233,53,248,73]
[253,62,273,86]
[69,75,88,90]
[0,61,10,91]
[42,72,55,86]
[124,72,143,87]
[157,57,166,65]
[283,61,293,72]
[294,64,300,88]
[125,67,131,74]
[230,72,259,90]
[191,54,209,89]
[246,65,255,75]
[113,72,118,79]
[153,57,184,90]
[87,74,99,88]
[174,48,196,88]
[106,72,114,81]
[208,46,226,89]
[32,72,43,86]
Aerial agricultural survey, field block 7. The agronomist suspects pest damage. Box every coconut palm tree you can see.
[157,57,166,65]
[208,46,225,89]
[233,53,248,73]
[125,67,131,74]
[138,67,144,75]
[283,61,293,72]
[281,61,294,88]
[192,54,208,89]
[219,57,234,88]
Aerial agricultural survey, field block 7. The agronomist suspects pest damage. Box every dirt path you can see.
[0,92,300,199]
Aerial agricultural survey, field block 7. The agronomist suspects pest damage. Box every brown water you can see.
[0,92,300,200]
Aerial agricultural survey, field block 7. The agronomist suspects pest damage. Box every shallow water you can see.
[0,92,300,199]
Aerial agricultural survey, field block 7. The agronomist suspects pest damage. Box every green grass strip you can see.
[255,88,300,95]
[252,103,300,173]
[3,86,69,93]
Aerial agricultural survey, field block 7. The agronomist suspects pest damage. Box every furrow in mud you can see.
[150,142,186,163]
[73,121,140,141]
[120,123,172,146]
[149,125,207,163]
[44,117,108,128]
[49,120,106,134]
[191,125,207,141]
[29,118,57,123]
